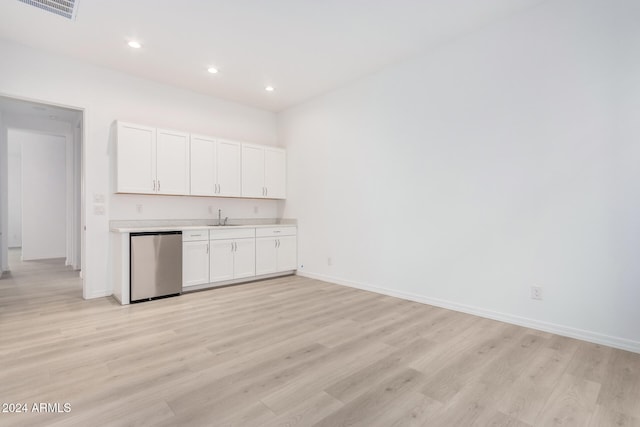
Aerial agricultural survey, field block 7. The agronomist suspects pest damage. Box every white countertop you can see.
[110,218,297,233]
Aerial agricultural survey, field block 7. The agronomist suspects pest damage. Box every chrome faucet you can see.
[217,209,228,226]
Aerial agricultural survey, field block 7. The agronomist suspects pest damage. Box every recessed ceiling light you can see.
[128,41,142,49]
[207,67,219,74]
[265,86,275,92]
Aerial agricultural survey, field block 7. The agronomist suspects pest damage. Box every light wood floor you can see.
[1,249,639,426]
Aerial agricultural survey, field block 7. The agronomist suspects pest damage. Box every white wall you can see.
[0,39,279,297]
[11,130,67,260]
[7,138,21,247]
[280,0,640,351]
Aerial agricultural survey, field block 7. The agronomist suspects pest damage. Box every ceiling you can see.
[0,0,547,112]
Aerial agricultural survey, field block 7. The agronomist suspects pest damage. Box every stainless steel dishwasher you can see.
[130,231,182,303]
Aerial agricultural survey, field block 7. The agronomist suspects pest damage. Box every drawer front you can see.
[256,227,297,238]
[183,229,209,241]
[210,228,255,240]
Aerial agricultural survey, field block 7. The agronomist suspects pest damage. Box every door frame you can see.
[0,92,86,296]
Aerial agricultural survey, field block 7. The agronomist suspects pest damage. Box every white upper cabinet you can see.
[156,129,190,195]
[216,140,241,197]
[116,122,156,194]
[190,136,241,197]
[264,148,286,199]
[116,122,189,195]
[116,121,284,199]
[189,135,217,196]
[241,144,266,198]
[241,144,286,199]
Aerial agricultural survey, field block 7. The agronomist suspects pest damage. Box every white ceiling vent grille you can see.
[17,0,79,20]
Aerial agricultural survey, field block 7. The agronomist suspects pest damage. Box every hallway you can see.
[1,248,82,310]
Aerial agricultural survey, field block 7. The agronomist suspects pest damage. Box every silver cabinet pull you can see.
[153,180,156,191]
[206,243,209,254]
[274,240,278,248]
[231,243,234,252]
[265,187,268,197]
[158,180,161,191]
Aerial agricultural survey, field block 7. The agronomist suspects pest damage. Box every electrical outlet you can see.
[254,206,259,214]
[208,206,213,214]
[531,286,543,300]
[327,257,332,266]
[136,204,143,214]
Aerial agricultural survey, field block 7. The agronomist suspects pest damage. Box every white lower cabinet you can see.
[209,228,256,283]
[182,230,210,288]
[255,227,297,275]
[182,226,295,290]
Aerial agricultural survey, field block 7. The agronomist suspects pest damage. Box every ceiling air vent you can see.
[17,0,79,20]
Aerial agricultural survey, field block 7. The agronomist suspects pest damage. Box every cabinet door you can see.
[255,237,277,275]
[264,148,286,199]
[276,236,297,272]
[210,239,235,282]
[216,140,241,197]
[233,238,256,279]
[156,129,190,195]
[190,135,216,196]
[116,122,156,194]
[182,240,209,287]
[241,144,265,198]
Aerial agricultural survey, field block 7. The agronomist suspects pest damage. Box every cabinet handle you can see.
[153,180,156,191]
[192,234,202,237]
[265,187,268,197]
[217,183,220,194]
[231,243,234,252]
[206,243,209,254]
[158,180,161,192]
[274,240,278,248]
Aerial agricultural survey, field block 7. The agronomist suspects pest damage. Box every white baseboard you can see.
[84,289,111,300]
[297,271,640,354]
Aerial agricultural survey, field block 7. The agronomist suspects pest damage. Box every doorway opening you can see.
[0,95,84,295]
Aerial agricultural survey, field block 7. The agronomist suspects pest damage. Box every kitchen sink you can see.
[207,224,242,227]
